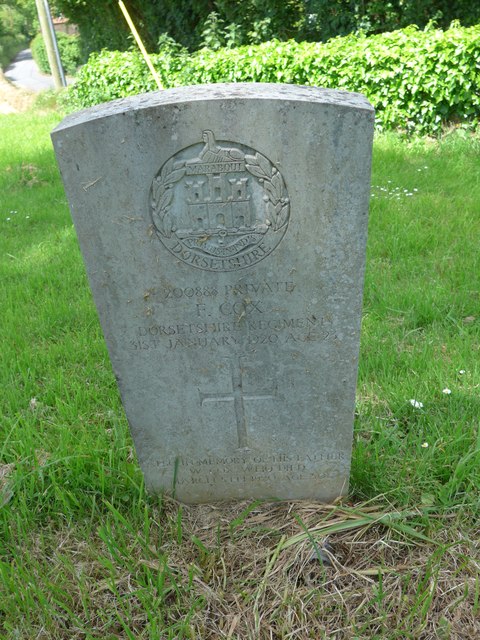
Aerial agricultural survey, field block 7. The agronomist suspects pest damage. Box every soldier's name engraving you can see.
[150,130,290,272]
[197,299,264,317]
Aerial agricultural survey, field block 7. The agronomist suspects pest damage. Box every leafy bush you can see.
[0,1,38,37]
[0,33,26,69]
[0,3,25,35]
[31,31,84,75]
[0,2,29,68]
[64,23,480,135]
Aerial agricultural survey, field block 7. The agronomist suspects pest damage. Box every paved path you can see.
[5,49,56,91]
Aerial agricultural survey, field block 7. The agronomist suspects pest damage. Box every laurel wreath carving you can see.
[150,158,186,238]
[244,152,289,231]
[151,150,289,238]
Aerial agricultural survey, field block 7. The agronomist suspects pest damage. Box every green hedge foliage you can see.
[0,33,26,69]
[65,23,480,135]
[0,2,29,68]
[31,31,84,76]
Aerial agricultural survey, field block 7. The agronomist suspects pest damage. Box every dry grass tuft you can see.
[12,499,478,639]
[173,501,479,639]
[0,72,36,113]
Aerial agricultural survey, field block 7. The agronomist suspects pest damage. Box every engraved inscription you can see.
[129,315,332,351]
[160,280,296,301]
[200,356,276,448]
[152,451,348,486]
[150,131,290,272]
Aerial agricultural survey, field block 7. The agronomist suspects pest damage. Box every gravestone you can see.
[52,83,374,503]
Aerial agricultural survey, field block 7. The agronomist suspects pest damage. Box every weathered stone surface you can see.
[52,83,374,503]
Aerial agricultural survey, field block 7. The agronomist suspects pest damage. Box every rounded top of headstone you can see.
[52,83,374,135]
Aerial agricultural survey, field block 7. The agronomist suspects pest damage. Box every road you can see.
[4,49,56,91]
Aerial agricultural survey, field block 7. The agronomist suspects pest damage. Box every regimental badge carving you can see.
[149,131,290,272]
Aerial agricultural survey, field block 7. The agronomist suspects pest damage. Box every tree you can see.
[52,0,480,57]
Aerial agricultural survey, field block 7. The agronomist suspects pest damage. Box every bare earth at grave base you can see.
[15,496,478,639]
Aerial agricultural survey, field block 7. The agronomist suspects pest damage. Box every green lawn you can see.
[0,111,479,639]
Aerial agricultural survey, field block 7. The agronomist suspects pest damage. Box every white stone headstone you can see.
[52,83,374,503]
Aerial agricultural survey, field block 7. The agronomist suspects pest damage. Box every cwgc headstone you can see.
[52,83,374,503]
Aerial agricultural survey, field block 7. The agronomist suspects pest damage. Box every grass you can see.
[0,109,479,639]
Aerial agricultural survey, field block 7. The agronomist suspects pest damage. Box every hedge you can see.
[0,33,26,69]
[64,23,480,135]
[0,2,29,69]
[31,31,84,76]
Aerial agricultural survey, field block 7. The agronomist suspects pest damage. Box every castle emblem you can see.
[149,131,290,272]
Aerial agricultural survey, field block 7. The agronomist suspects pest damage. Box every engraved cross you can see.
[199,356,277,449]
